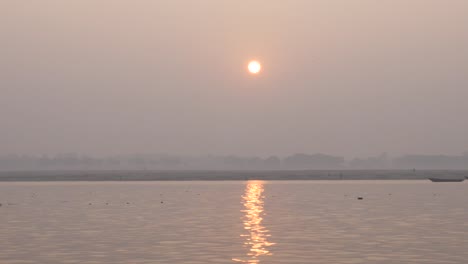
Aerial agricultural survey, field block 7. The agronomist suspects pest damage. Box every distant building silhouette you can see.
[1,152,467,170]
[264,156,281,170]
[349,153,389,169]
[393,154,468,169]
[283,153,344,169]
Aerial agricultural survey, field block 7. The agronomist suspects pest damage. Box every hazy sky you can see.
[1,0,468,158]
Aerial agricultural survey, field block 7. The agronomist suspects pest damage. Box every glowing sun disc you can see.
[248,60,261,74]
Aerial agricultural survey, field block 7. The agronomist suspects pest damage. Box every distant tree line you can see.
[0,152,468,170]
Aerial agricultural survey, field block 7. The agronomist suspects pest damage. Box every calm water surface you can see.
[0,181,467,263]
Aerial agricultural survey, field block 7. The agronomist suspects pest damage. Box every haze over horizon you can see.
[2,0,468,158]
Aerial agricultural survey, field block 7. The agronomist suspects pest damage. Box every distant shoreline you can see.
[0,170,466,182]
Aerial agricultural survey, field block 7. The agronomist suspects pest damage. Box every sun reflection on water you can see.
[232,181,275,263]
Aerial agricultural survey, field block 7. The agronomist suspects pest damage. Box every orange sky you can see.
[1,0,468,157]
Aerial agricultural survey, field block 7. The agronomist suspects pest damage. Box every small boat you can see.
[429,178,464,182]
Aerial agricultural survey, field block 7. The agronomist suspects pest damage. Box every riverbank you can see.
[0,170,467,181]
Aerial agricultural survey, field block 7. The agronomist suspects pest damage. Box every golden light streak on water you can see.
[232,181,275,263]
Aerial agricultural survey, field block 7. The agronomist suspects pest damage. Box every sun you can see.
[248,60,261,74]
